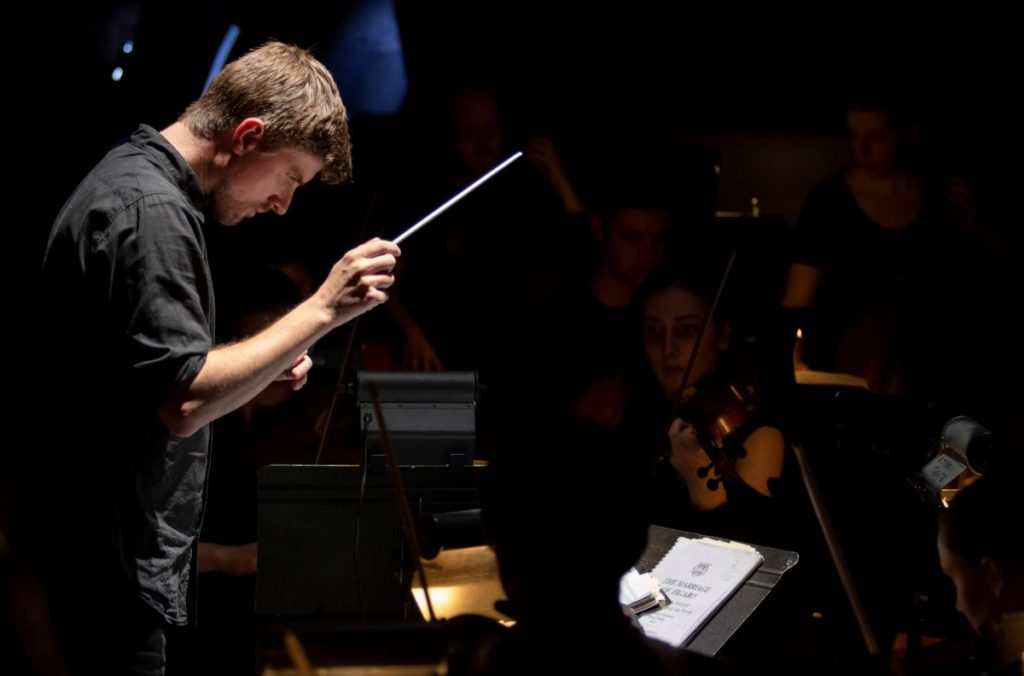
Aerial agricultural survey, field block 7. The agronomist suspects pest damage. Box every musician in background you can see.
[782,94,999,405]
[471,416,740,675]
[936,475,1023,674]
[378,82,584,379]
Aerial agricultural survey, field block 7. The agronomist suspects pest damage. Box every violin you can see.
[664,250,759,491]
[673,374,759,491]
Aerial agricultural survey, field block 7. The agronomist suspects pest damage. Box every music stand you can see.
[639,525,799,656]
[255,464,484,620]
[357,371,478,468]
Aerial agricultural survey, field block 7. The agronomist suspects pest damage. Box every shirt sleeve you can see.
[101,195,212,415]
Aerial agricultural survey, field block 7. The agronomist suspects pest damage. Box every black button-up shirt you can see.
[33,124,215,625]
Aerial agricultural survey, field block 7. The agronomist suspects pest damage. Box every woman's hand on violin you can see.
[668,418,727,510]
[667,418,710,476]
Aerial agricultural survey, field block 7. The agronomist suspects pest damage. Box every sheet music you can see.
[619,568,660,606]
[638,536,763,647]
[619,567,651,607]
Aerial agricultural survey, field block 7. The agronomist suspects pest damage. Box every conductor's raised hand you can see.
[317,237,400,325]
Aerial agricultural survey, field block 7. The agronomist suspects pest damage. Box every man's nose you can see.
[268,191,293,215]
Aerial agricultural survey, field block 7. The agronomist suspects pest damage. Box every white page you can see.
[638,537,763,647]
[618,567,651,607]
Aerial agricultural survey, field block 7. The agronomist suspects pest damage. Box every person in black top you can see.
[628,266,786,545]
[782,97,996,401]
[17,41,400,674]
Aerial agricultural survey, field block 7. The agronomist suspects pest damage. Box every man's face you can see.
[601,208,669,288]
[938,530,997,634]
[212,145,323,226]
[450,88,502,177]
[847,109,903,179]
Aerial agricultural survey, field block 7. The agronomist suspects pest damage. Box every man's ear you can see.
[980,556,1007,599]
[232,118,266,155]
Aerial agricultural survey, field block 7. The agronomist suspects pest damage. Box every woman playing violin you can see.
[632,266,786,539]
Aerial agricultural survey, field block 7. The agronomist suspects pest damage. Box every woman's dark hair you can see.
[633,261,731,328]
[622,260,739,447]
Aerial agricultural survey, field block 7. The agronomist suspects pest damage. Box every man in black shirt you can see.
[20,41,399,674]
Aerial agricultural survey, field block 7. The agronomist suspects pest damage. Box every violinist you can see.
[629,266,786,543]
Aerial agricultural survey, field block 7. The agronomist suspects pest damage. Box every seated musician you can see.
[462,416,741,676]
[624,265,787,544]
[935,474,1024,674]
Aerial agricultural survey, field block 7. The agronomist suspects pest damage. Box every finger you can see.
[357,274,395,292]
[293,354,313,378]
[276,355,313,382]
[355,254,398,276]
[363,288,389,304]
[348,237,401,260]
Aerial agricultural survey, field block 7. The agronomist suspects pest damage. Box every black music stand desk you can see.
[640,525,799,656]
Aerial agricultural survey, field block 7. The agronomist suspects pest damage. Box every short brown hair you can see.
[181,41,351,185]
